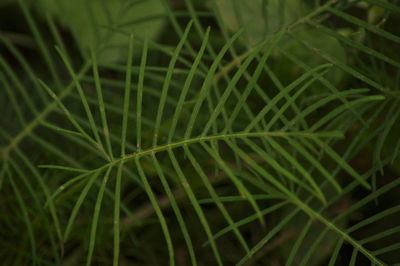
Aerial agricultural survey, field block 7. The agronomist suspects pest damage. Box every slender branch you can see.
[93,131,343,173]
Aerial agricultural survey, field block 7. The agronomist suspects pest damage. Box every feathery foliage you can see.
[1,0,400,265]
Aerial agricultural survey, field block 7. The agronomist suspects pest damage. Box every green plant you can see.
[1,0,400,265]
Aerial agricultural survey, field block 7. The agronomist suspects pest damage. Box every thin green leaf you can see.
[168,148,223,265]
[153,21,193,146]
[168,27,210,143]
[121,34,135,157]
[136,37,149,151]
[135,158,176,266]
[87,166,113,266]
[64,170,102,242]
[113,162,123,266]
[55,47,107,158]
[91,47,114,160]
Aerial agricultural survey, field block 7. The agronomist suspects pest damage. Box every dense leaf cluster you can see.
[1,0,400,265]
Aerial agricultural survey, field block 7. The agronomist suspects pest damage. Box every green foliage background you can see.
[1,0,400,265]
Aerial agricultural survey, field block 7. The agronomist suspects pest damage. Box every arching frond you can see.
[1,0,400,265]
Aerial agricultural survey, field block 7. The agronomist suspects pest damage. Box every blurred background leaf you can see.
[37,0,165,63]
